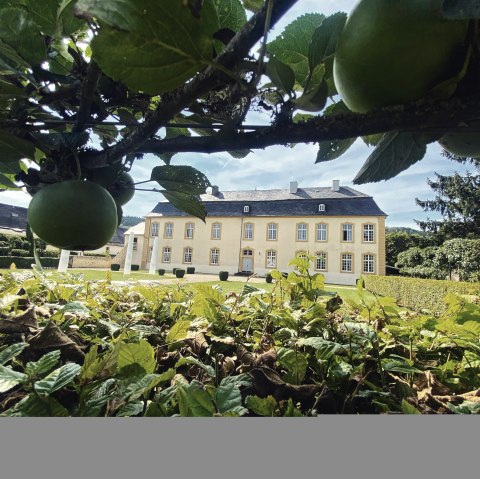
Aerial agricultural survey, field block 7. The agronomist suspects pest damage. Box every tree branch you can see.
[84,0,299,168]
[126,95,480,155]
[73,61,101,133]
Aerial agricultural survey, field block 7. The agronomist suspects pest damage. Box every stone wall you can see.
[70,255,112,268]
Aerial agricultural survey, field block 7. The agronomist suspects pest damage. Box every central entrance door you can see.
[241,248,254,273]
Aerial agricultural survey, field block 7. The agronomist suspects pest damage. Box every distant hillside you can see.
[386,226,425,235]
[120,216,144,228]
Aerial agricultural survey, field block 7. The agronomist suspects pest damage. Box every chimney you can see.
[211,185,219,196]
[289,181,298,194]
[332,180,340,192]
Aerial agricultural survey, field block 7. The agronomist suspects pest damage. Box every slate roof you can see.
[0,203,28,232]
[150,187,387,217]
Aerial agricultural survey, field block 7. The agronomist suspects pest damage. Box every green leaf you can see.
[297,337,343,360]
[34,362,81,394]
[151,165,211,195]
[118,373,165,401]
[308,12,347,71]
[0,364,28,393]
[383,360,422,375]
[177,380,215,416]
[227,149,252,159]
[166,319,191,344]
[0,8,45,65]
[162,190,208,222]
[246,395,277,416]
[215,382,247,415]
[175,356,215,377]
[276,347,307,385]
[215,0,247,32]
[116,400,144,417]
[1,393,69,417]
[293,76,328,112]
[241,0,263,13]
[316,137,356,163]
[25,350,61,378]
[0,342,28,365]
[401,399,420,415]
[79,0,218,93]
[0,130,36,162]
[267,13,325,87]
[353,132,428,184]
[117,339,156,375]
[442,0,480,19]
[265,56,295,93]
[0,77,24,97]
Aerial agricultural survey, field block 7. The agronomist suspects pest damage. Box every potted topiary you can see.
[111,264,120,271]
[175,269,185,278]
[158,268,165,276]
[219,271,229,281]
[265,273,273,283]
[131,264,140,271]
[187,266,195,274]
[172,267,178,275]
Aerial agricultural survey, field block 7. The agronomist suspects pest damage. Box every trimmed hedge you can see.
[364,275,480,316]
[0,256,59,269]
[265,273,273,283]
[175,269,185,278]
[111,264,121,271]
[158,269,165,276]
[186,267,195,274]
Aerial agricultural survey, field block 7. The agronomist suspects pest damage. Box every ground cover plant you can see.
[0,257,479,416]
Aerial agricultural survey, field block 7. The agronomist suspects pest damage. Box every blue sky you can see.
[1,0,473,229]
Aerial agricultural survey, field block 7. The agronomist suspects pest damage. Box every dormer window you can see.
[243,205,250,213]
[318,204,326,212]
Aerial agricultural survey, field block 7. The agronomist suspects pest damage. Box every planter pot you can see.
[175,269,185,278]
[158,269,165,276]
[111,264,120,271]
[187,267,195,274]
[265,273,273,283]
[219,271,229,281]
[131,264,140,271]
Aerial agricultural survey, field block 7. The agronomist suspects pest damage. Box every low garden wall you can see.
[71,255,112,268]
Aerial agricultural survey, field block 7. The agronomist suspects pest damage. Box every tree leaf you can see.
[34,362,81,394]
[267,13,325,87]
[245,395,277,416]
[0,8,45,66]
[215,0,247,32]
[215,382,247,415]
[276,347,307,385]
[166,319,191,344]
[0,130,36,162]
[117,340,156,375]
[151,165,211,195]
[293,77,328,112]
[0,364,28,393]
[116,400,144,417]
[177,380,215,416]
[78,0,218,93]
[241,0,263,13]
[308,12,347,71]
[162,190,208,222]
[25,350,61,378]
[316,137,356,163]
[297,337,343,360]
[442,0,480,19]
[175,356,215,377]
[265,56,295,93]
[1,393,69,417]
[353,132,428,184]
[0,342,29,366]
[401,399,421,415]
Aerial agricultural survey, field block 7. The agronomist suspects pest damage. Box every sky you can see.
[0,0,473,229]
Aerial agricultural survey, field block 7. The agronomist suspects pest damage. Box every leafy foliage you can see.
[0,261,479,416]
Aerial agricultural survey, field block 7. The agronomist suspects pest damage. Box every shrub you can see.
[0,246,10,255]
[158,269,165,275]
[364,275,480,316]
[10,248,30,257]
[265,273,273,283]
[131,264,140,271]
[282,272,288,279]
[172,267,178,275]
[110,264,121,271]
[219,271,229,281]
[0,256,59,269]
[175,269,185,278]
[187,267,195,274]
[40,249,60,258]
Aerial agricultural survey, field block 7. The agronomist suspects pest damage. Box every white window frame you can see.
[162,247,171,263]
[244,223,254,240]
[184,247,193,264]
[267,223,277,241]
[266,250,277,268]
[151,223,159,237]
[164,223,173,239]
[185,222,194,239]
[342,224,353,242]
[341,253,353,272]
[316,223,327,242]
[363,254,375,273]
[212,223,221,240]
[363,224,375,242]
[297,223,308,241]
[315,252,327,271]
[210,248,220,265]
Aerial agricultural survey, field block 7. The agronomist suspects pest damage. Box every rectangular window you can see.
[148,246,153,262]
[184,247,193,264]
[132,237,138,250]
[363,224,375,242]
[363,254,375,273]
[212,223,221,240]
[341,253,353,272]
[266,250,277,268]
[162,247,171,263]
[151,223,158,237]
[342,224,353,242]
[210,248,219,265]
[244,223,253,240]
[316,223,327,241]
[267,223,277,241]
[164,223,173,239]
[315,252,327,271]
[185,222,194,239]
[297,223,308,241]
